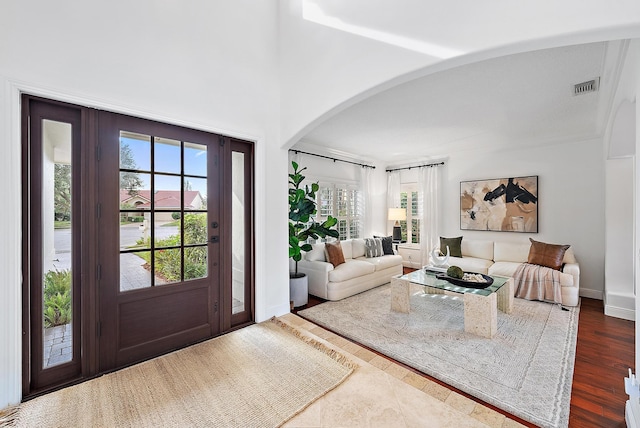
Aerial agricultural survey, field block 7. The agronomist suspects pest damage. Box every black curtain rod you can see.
[290,149,376,169]
[385,162,445,172]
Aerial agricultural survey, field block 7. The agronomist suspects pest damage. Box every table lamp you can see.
[388,208,406,241]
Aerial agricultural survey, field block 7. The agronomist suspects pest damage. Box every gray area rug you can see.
[299,284,579,428]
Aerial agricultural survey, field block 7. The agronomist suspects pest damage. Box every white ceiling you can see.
[296,41,622,166]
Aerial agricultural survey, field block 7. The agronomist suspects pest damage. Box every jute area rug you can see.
[299,284,579,428]
[6,318,356,428]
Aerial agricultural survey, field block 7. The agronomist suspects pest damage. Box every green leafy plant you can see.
[43,269,72,328]
[289,161,339,277]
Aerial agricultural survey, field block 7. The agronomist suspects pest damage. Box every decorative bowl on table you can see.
[435,272,494,289]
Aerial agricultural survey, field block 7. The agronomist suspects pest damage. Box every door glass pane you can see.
[120,172,151,210]
[184,142,207,176]
[154,249,181,285]
[120,252,151,291]
[120,132,151,171]
[120,211,150,251]
[42,119,73,368]
[185,247,207,280]
[184,213,207,245]
[232,152,245,314]
[154,137,181,174]
[155,214,181,247]
[184,177,207,211]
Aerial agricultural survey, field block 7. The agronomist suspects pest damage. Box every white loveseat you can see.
[297,239,403,301]
[444,239,580,306]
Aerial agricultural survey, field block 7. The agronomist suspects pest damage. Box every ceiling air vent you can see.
[573,78,600,96]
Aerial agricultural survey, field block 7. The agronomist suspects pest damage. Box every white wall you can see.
[440,138,605,297]
[602,41,639,324]
[605,157,635,318]
[279,0,640,146]
[0,0,285,409]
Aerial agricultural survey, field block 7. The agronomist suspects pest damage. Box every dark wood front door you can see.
[23,96,255,395]
[96,112,224,370]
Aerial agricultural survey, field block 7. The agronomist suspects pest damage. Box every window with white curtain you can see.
[318,183,362,240]
[400,184,420,244]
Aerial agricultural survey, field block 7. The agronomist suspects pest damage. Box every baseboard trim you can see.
[257,302,293,322]
[605,305,635,321]
[604,290,635,320]
[579,288,603,300]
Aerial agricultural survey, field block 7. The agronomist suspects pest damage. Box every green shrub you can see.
[183,213,207,245]
[171,212,181,220]
[184,247,207,280]
[155,248,182,281]
[43,269,72,328]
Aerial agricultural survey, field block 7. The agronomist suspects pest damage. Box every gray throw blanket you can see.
[514,263,563,304]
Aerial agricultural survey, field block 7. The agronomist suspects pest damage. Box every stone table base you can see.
[463,292,497,338]
[391,276,411,313]
[390,275,514,339]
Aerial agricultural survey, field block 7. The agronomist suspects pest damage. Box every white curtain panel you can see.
[360,166,373,238]
[418,166,441,266]
[387,171,401,236]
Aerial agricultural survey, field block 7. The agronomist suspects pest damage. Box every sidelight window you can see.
[42,119,74,368]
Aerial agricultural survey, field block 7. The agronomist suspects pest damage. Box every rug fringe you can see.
[0,404,20,427]
[269,317,359,371]
[270,317,358,428]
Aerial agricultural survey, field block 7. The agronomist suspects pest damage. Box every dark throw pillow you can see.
[440,236,463,258]
[527,238,570,271]
[374,235,394,255]
[325,241,346,267]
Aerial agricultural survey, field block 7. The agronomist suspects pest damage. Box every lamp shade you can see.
[388,208,406,221]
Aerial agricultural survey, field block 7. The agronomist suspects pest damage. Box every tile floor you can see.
[279,313,526,428]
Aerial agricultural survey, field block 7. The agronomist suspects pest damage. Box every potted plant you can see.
[289,161,339,307]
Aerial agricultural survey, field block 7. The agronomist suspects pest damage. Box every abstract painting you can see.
[460,176,538,232]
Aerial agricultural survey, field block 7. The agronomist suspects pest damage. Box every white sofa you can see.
[297,238,403,301]
[444,239,580,306]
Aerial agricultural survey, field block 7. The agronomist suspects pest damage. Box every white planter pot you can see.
[289,274,309,308]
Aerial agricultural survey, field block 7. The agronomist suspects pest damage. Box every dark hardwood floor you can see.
[294,270,635,427]
[570,298,635,427]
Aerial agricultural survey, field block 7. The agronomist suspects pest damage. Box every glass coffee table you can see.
[391,270,514,338]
